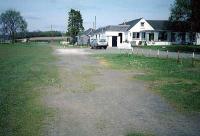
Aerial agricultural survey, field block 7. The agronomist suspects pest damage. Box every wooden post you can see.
[177,50,180,63]
[142,49,144,56]
[131,47,134,55]
[157,49,160,58]
[166,50,168,59]
[149,49,150,57]
[192,52,195,67]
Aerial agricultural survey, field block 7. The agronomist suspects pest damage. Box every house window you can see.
[142,32,146,39]
[158,32,168,41]
[133,32,140,39]
[171,33,176,42]
[141,22,145,27]
[149,33,154,41]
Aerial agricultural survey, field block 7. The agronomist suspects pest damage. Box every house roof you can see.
[146,20,170,31]
[82,28,95,36]
[121,18,171,31]
[93,25,130,34]
[120,18,142,30]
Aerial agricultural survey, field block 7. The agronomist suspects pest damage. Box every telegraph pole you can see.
[95,16,96,30]
[51,25,53,43]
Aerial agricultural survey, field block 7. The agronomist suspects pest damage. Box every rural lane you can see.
[43,48,200,136]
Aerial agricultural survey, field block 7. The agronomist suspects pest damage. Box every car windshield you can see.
[99,39,106,42]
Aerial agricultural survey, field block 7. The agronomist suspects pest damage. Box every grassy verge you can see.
[0,43,58,136]
[126,132,154,136]
[96,54,200,112]
[136,45,200,54]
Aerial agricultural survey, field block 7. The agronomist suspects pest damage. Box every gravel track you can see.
[44,48,200,136]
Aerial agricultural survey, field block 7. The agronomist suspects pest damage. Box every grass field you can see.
[97,54,200,112]
[137,45,200,54]
[127,132,154,136]
[0,43,58,136]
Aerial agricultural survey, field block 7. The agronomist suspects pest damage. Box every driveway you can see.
[44,48,200,136]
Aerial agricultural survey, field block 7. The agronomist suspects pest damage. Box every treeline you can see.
[15,31,64,39]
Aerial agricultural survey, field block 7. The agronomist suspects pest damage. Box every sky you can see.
[0,0,174,32]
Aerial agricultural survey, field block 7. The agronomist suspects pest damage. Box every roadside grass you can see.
[0,43,58,136]
[96,54,200,112]
[126,132,154,136]
[136,45,200,54]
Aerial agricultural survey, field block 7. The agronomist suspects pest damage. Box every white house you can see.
[90,18,200,47]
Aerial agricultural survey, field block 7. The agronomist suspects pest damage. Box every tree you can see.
[169,0,200,32]
[169,0,191,32]
[67,9,84,43]
[0,9,27,43]
[191,0,200,32]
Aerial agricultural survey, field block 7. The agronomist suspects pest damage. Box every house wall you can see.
[196,33,200,45]
[127,18,155,45]
[90,31,127,47]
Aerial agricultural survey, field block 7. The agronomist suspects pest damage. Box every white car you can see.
[90,39,108,49]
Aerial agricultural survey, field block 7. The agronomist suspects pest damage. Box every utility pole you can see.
[95,16,96,30]
[51,25,53,43]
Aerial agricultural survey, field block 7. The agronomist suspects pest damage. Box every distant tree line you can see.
[16,31,63,39]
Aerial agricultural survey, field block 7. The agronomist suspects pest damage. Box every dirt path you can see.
[44,48,200,136]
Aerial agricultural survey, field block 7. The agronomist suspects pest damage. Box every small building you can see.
[90,25,129,47]
[90,18,200,47]
[77,28,94,45]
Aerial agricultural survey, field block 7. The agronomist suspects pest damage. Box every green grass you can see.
[97,54,200,112]
[137,45,200,53]
[126,132,154,136]
[0,43,58,136]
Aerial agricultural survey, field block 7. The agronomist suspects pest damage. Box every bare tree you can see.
[0,9,27,43]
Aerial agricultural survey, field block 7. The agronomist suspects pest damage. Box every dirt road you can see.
[44,48,200,136]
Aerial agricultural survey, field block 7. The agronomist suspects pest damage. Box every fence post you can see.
[177,50,180,63]
[149,49,151,57]
[157,49,160,58]
[192,52,195,67]
[167,50,168,59]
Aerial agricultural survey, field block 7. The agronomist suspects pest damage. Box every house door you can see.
[149,33,154,41]
[112,36,117,47]
[118,33,123,43]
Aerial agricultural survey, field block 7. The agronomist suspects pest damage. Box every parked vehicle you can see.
[90,39,108,49]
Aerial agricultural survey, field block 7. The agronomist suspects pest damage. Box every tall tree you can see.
[169,0,200,32]
[169,0,192,32]
[67,9,84,43]
[0,9,27,43]
[191,0,200,32]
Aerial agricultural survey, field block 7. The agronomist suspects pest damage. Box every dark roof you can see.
[83,28,95,35]
[120,18,142,30]
[146,20,170,31]
[93,25,129,35]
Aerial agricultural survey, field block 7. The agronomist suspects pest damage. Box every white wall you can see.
[128,18,155,44]
[196,33,200,45]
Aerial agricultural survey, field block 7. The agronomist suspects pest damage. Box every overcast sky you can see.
[0,0,174,32]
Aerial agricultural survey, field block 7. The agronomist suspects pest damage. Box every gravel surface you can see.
[44,48,200,136]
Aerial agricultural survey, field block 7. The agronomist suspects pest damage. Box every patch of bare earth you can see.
[43,48,200,136]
